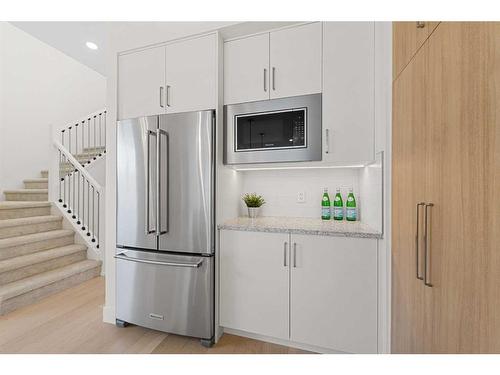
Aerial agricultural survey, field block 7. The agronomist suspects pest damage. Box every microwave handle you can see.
[325,129,330,154]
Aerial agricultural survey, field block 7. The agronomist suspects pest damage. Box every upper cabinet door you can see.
[223,33,270,105]
[393,21,440,80]
[290,235,378,353]
[269,22,322,99]
[164,34,217,113]
[118,46,166,120]
[322,22,375,164]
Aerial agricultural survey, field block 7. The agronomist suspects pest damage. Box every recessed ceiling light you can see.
[86,41,98,50]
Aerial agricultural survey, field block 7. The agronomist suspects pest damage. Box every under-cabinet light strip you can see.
[232,164,366,171]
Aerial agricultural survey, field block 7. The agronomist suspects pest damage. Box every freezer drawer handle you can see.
[115,253,203,268]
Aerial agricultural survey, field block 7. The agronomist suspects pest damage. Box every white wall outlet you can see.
[297,192,306,203]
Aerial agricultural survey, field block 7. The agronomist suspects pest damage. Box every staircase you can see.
[0,170,101,315]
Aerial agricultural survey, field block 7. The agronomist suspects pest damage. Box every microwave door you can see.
[158,111,214,255]
[117,116,158,251]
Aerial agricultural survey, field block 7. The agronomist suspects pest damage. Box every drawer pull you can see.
[115,253,203,268]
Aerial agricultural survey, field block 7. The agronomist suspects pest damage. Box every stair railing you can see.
[60,109,106,165]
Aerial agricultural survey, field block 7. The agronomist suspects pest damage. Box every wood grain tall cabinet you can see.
[392,22,500,353]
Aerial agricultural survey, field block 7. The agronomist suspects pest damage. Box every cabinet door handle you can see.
[263,68,267,92]
[293,242,297,268]
[415,202,425,280]
[283,242,288,267]
[325,129,330,154]
[166,85,171,107]
[272,67,276,91]
[159,86,165,108]
[416,21,426,28]
[424,203,434,287]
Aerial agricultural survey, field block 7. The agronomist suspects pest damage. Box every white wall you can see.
[0,22,106,196]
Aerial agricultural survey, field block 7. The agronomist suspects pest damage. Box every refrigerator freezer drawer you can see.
[116,249,214,339]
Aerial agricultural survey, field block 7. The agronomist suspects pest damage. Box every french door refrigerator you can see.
[116,110,215,346]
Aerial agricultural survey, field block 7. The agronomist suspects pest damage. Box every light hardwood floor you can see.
[0,276,311,354]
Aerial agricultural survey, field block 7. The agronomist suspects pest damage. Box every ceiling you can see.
[10,22,298,77]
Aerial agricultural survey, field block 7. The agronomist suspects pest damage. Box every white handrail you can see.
[53,139,103,194]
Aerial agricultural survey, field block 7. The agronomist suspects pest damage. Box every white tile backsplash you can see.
[238,168,360,218]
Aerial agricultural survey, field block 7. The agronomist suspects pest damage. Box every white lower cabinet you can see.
[219,230,289,340]
[219,230,378,353]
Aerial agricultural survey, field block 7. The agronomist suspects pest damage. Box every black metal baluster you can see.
[98,113,102,156]
[93,116,97,160]
[62,155,67,208]
[67,164,72,214]
[82,120,85,163]
[96,191,100,249]
[91,185,96,242]
[104,111,106,153]
[87,118,91,164]
[76,171,81,225]
[87,181,91,237]
[72,168,76,219]
[82,178,86,231]
[61,129,65,148]
[68,126,72,155]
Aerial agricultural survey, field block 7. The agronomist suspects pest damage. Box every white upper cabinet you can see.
[219,230,289,340]
[118,34,217,120]
[118,46,166,120]
[269,22,322,99]
[322,22,375,164]
[290,235,378,353]
[164,34,217,114]
[223,33,270,105]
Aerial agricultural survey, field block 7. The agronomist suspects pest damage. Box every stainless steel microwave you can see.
[224,94,322,164]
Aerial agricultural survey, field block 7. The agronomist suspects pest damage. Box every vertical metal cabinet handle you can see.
[263,69,267,92]
[157,129,169,235]
[424,203,434,287]
[283,242,288,267]
[159,87,164,108]
[416,21,426,28]
[415,202,425,280]
[272,67,276,90]
[325,129,330,154]
[146,130,157,234]
[293,243,297,268]
[166,85,171,107]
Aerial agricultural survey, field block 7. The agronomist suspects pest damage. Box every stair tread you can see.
[3,189,48,194]
[0,215,62,229]
[0,244,87,274]
[0,259,100,301]
[23,178,48,183]
[0,229,74,249]
[0,201,51,210]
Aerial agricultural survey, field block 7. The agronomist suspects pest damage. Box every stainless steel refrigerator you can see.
[115,110,215,346]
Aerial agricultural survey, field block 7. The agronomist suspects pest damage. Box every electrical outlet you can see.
[297,192,306,203]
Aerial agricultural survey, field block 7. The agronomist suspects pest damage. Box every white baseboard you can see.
[222,327,347,354]
[102,304,115,324]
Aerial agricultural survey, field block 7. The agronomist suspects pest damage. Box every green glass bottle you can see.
[346,188,357,221]
[321,188,331,220]
[333,188,344,220]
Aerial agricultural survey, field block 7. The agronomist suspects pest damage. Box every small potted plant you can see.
[242,193,265,219]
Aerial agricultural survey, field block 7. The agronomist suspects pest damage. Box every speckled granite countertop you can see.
[218,217,382,239]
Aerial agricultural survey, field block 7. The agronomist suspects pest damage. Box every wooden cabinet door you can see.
[393,21,439,80]
[290,235,378,353]
[164,34,217,114]
[424,22,500,353]
[391,41,430,353]
[118,46,166,120]
[322,22,374,164]
[269,22,322,99]
[223,33,270,105]
[219,230,290,340]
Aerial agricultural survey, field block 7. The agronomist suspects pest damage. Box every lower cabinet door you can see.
[290,235,378,353]
[219,230,290,340]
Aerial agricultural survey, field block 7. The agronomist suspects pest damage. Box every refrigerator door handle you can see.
[115,252,203,268]
[146,130,157,235]
[157,128,169,235]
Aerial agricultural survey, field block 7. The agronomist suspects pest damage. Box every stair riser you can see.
[0,265,101,315]
[0,220,62,240]
[24,182,48,189]
[0,206,51,220]
[0,234,74,261]
[0,251,87,285]
[4,193,48,202]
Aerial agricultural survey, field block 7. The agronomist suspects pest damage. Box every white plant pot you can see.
[247,207,260,218]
